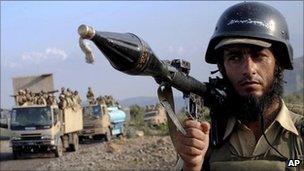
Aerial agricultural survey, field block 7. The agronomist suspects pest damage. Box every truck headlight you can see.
[41,134,52,140]
[11,136,21,140]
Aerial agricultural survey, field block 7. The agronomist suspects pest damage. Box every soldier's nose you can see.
[242,56,257,77]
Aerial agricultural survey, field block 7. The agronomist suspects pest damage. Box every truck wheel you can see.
[79,136,84,143]
[12,147,19,159]
[105,128,111,142]
[54,138,63,157]
[69,133,79,151]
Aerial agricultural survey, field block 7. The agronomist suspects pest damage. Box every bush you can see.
[284,92,304,105]
[157,123,169,135]
[129,105,145,127]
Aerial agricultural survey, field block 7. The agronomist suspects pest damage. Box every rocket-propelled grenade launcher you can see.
[77,24,208,97]
[78,25,228,149]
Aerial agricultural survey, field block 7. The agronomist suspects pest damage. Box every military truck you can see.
[10,105,82,158]
[144,104,167,126]
[8,74,83,158]
[80,95,127,141]
[80,103,112,141]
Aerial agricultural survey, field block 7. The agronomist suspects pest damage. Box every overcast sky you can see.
[1,1,303,109]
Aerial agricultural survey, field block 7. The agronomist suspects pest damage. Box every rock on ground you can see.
[36,136,177,170]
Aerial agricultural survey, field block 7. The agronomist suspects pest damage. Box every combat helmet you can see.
[205,2,293,70]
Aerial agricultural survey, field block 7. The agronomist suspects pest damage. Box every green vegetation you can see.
[126,92,304,138]
[129,104,145,127]
[284,92,304,105]
[283,92,303,116]
[127,105,169,137]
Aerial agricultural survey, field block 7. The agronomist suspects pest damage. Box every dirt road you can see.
[0,140,59,171]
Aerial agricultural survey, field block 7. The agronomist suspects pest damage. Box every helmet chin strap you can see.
[259,109,288,160]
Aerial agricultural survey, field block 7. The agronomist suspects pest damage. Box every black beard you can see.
[224,66,284,122]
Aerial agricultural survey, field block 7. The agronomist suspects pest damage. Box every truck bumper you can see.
[111,122,124,135]
[11,140,56,153]
[80,127,107,137]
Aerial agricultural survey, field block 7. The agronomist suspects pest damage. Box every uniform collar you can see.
[275,100,299,135]
[222,100,299,140]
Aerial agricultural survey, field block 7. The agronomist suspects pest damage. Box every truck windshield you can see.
[84,105,102,117]
[11,107,52,127]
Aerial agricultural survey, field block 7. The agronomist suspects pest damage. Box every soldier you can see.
[16,90,27,106]
[74,90,82,105]
[36,92,47,105]
[66,88,74,107]
[86,87,95,105]
[58,94,67,110]
[46,94,56,106]
[46,94,52,106]
[24,89,31,103]
[27,91,35,105]
[104,95,109,105]
[66,88,72,96]
[175,2,304,171]
[96,95,103,105]
[40,90,48,99]
[53,94,58,105]
[109,95,115,106]
[60,87,66,98]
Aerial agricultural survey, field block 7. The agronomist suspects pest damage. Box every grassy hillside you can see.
[284,56,303,95]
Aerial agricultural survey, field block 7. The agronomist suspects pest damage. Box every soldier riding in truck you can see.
[80,88,127,141]
[8,74,83,159]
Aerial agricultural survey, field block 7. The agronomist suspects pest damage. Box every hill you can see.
[284,56,303,95]
[119,96,186,112]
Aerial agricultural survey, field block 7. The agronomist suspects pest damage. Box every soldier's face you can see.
[223,45,276,98]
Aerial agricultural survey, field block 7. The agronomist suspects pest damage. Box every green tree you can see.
[129,104,144,126]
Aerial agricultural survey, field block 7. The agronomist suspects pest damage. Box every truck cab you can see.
[10,105,61,158]
[144,104,167,126]
[10,104,83,158]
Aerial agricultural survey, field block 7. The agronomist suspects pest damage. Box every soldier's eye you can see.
[226,54,242,62]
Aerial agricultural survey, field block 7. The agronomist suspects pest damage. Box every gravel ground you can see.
[4,135,178,171]
[37,136,176,170]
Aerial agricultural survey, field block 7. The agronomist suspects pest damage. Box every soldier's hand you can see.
[176,120,210,171]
